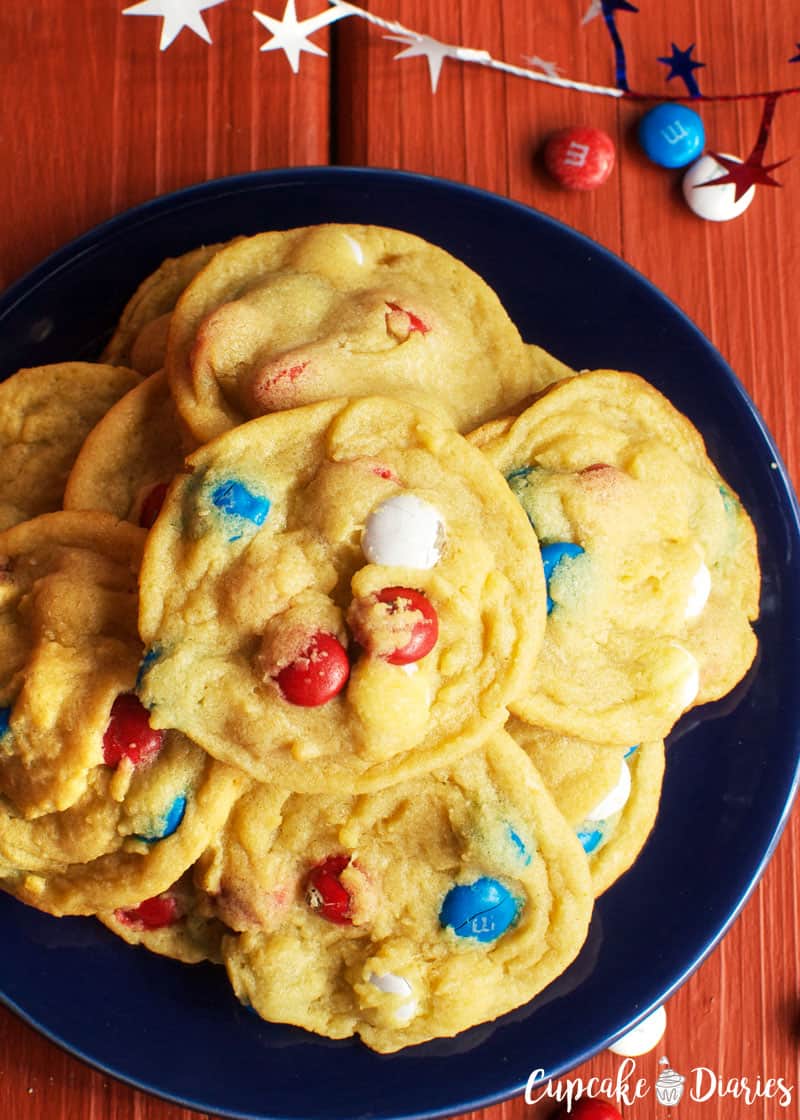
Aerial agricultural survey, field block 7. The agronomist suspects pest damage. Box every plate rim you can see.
[1,163,800,1120]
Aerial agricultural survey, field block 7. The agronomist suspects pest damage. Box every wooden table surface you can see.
[2,2,799,1118]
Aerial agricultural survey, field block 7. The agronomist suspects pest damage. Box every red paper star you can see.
[701,152,790,202]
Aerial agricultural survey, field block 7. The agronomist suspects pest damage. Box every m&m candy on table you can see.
[555,1100,622,1120]
[638,104,705,168]
[275,631,350,706]
[682,153,755,221]
[608,1003,667,1056]
[544,127,616,191]
[439,877,521,942]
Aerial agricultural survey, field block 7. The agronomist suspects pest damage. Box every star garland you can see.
[703,95,791,201]
[600,0,638,92]
[253,0,350,73]
[122,0,228,50]
[122,0,797,198]
[657,43,705,98]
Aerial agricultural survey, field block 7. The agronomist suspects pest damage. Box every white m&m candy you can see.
[682,153,755,221]
[685,558,711,620]
[362,494,445,569]
[584,759,631,822]
[368,972,418,1023]
[668,642,700,711]
[609,1004,667,1056]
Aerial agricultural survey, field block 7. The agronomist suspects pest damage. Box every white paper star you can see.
[122,0,228,50]
[384,33,455,93]
[522,55,562,78]
[253,0,352,73]
[582,0,603,25]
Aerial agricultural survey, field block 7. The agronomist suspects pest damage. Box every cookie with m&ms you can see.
[464,343,579,452]
[98,871,231,964]
[469,370,760,745]
[0,362,141,531]
[507,718,664,896]
[575,740,665,897]
[513,343,578,413]
[0,510,146,816]
[0,724,244,916]
[205,732,591,1052]
[137,396,545,793]
[64,371,190,526]
[101,242,229,375]
[165,224,533,443]
[506,716,625,825]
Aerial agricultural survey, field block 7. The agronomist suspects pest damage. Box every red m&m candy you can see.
[558,1099,622,1120]
[304,855,354,924]
[102,693,163,768]
[348,586,439,666]
[115,892,180,930]
[375,587,439,665]
[385,301,430,338]
[138,481,169,529]
[579,463,614,476]
[544,127,615,191]
[276,632,350,707]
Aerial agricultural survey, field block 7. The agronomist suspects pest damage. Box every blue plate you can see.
[1,167,799,1120]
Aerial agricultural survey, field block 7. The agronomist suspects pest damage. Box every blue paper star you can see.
[600,0,639,92]
[602,0,639,13]
[658,42,705,97]
[790,43,800,63]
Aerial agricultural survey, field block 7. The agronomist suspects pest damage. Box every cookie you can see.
[98,871,229,963]
[0,362,141,530]
[165,224,531,443]
[208,732,592,1052]
[576,742,665,897]
[101,243,227,375]
[507,717,664,896]
[470,370,760,744]
[506,715,624,825]
[0,511,147,817]
[0,730,244,916]
[137,397,545,792]
[64,370,191,526]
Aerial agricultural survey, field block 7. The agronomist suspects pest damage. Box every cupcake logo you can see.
[655,1056,686,1107]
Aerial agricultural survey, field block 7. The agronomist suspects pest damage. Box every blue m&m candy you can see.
[439,877,521,942]
[507,826,532,866]
[211,479,271,527]
[540,542,584,614]
[639,104,704,169]
[0,706,10,739]
[136,794,187,843]
[577,825,603,854]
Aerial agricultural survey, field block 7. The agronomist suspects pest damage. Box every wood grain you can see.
[0,0,330,290]
[1,1,800,1117]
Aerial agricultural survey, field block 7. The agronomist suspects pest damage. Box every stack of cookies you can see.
[0,224,759,1052]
